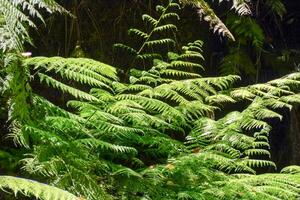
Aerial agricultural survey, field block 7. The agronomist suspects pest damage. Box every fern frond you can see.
[128,28,149,39]
[38,73,99,102]
[145,38,176,47]
[76,138,137,154]
[24,56,118,81]
[153,24,178,33]
[0,0,66,51]
[142,14,158,26]
[0,176,78,200]
[113,43,138,55]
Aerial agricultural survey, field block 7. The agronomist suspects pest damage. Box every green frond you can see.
[137,53,162,60]
[116,94,186,123]
[142,14,158,26]
[128,28,149,39]
[160,69,201,78]
[113,43,138,55]
[38,73,99,102]
[76,138,137,154]
[4,1,300,199]
[230,89,256,99]
[206,94,236,104]
[241,159,276,169]
[0,176,78,200]
[240,115,269,130]
[203,75,240,90]
[161,12,180,20]
[171,60,204,69]
[0,0,66,51]
[281,166,300,174]
[244,149,271,157]
[169,2,181,9]
[145,38,176,47]
[153,24,178,33]
[24,56,118,81]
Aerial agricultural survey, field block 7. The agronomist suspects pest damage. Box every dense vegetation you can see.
[1,0,300,199]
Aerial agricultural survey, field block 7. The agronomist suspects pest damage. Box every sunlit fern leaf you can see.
[140,84,189,103]
[76,138,137,154]
[23,56,118,81]
[230,88,256,99]
[240,115,269,130]
[0,176,78,200]
[67,101,124,125]
[21,125,63,146]
[160,69,201,78]
[170,81,208,100]
[281,94,300,105]
[38,73,99,102]
[90,88,115,101]
[281,166,300,174]
[116,94,186,122]
[206,94,236,104]
[107,100,145,115]
[240,159,276,169]
[244,149,271,158]
[203,75,240,90]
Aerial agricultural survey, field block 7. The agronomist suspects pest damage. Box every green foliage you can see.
[0,176,78,200]
[1,1,300,200]
[0,0,66,52]
[218,0,288,77]
[4,54,32,123]
[114,0,180,70]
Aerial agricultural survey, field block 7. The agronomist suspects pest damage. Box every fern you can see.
[0,0,66,52]
[3,1,300,200]
[114,0,180,71]
[0,176,78,200]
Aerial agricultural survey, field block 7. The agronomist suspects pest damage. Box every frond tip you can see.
[0,176,79,200]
